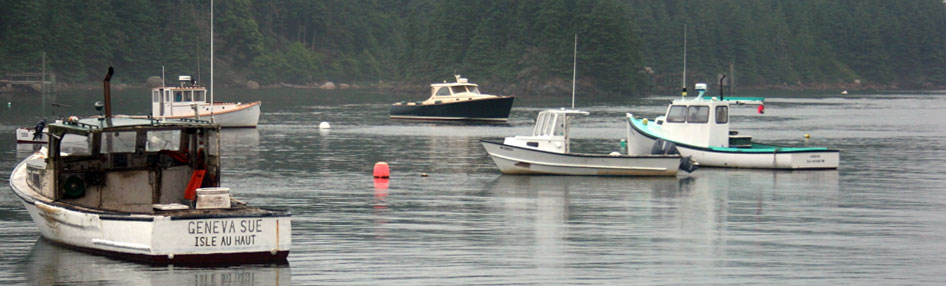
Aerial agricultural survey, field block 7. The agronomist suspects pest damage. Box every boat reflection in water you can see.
[21,239,291,285]
[483,169,838,274]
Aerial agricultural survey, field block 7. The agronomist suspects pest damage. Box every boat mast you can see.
[681,24,687,99]
[210,0,215,122]
[571,34,577,110]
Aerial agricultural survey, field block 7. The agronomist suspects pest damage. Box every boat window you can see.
[165,91,171,102]
[59,134,90,156]
[194,90,205,102]
[469,86,480,94]
[687,106,710,123]
[536,113,551,136]
[552,114,565,136]
[174,91,183,102]
[146,130,181,152]
[207,129,219,156]
[436,87,451,96]
[451,86,467,94]
[667,105,687,122]
[532,113,546,136]
[103,131,137,153]
[716,106,728,124]
[152,91,159,103]
[183,90,193,102]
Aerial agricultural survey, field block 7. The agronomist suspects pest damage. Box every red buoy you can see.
[373,162,390,178]
[757,104,765,114]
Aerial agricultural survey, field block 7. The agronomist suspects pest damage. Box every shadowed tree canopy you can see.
[1,0,944,94]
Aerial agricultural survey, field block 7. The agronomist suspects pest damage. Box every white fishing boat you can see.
[150,76,260,128]
[16,125,47,143]
[8,67,290,265]
[482,109,691,176]
[482,35,692,176]
[625,83,839,169]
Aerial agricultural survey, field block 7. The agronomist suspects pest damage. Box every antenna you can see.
[681,24,687,98]
[210,0,215,122]
[571,34,577,110]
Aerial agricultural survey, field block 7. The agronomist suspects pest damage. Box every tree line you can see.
[1,0,944,95]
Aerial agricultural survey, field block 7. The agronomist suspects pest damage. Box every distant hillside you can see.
[1,0,944,95]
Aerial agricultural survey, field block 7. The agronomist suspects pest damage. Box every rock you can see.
[320,82,336,89]
[339,83,351,89]
[351,84,361,89]
[146,76,163,88]
[246,80,260,89]
[853,79,861,85]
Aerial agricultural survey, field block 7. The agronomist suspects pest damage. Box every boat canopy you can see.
[532,109,588,137]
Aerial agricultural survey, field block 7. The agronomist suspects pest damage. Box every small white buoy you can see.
[608,151,621,156]
[319,122,331,129]
[841,90,848,95]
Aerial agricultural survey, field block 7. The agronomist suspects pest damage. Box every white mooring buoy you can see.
[319,122,331,129]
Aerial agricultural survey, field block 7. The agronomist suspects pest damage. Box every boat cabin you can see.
[650,83,762,148]
[151,76,209,118]
[502,109,588,154]
[421,75,494,104]
[28,117,220,213]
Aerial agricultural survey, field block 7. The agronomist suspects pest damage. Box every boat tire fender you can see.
[651,139,679,155]
[62,175,86,199]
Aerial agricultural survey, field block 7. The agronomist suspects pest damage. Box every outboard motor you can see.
[679,156,698,173]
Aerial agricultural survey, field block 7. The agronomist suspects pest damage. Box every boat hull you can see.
[481,140,680,176]
[16,127,47,143]
[626,115,839,169]
[390,96,514,122]
[158,101,261,128]
[9,155,291,265]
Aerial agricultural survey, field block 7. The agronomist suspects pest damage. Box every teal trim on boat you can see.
[709,144,829,153]
[721,97,765,102]
[627,116,835,154]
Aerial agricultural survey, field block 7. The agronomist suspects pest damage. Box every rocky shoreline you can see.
[43,77,945,96]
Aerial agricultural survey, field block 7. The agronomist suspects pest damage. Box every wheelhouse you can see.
[151,75,209,118]
[503,109,588,154]
[37,117,221,213]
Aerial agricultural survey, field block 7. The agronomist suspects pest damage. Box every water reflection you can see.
[21,239,291,285]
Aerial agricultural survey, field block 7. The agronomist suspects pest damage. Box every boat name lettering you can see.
[500,146,513,151]
[188,219,263,235]
[810,154,821,158]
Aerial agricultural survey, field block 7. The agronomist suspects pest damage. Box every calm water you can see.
[0,87,944,285]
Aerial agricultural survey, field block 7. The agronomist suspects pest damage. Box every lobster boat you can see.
[8,68,290,265]
[390,75,514,122]
[625,83,839,169]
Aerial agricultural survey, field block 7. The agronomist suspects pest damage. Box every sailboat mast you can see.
[571,34,577,110]
[682,24,687,98]
[210,0,215,122]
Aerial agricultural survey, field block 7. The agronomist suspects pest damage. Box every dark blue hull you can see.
[390,96,514,122]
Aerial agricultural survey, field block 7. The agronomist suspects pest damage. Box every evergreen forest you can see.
[1,0,944,95]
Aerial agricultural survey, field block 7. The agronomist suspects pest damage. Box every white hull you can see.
[16,127,47,143]
[157,102,261,128]
[481,141,680,176]
[10,155,290,264]
[626,117,839,169]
